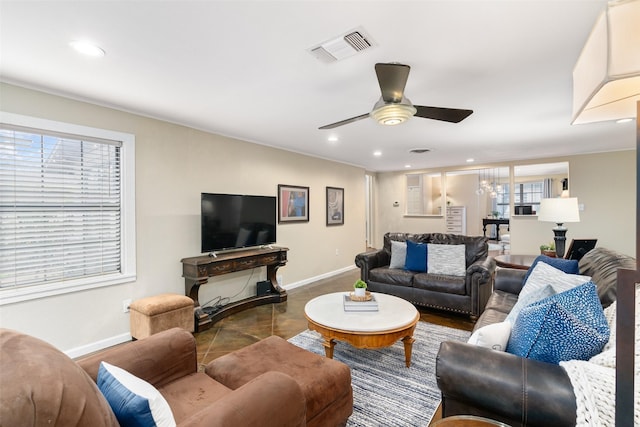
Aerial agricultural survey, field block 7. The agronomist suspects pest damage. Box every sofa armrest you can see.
[180,371,306,427]
[494,267,527,295]
[465,256,496,317]
[436,341,576,427]
[77,327,197,389]
[466,256,496,282]
[354,249,389,282]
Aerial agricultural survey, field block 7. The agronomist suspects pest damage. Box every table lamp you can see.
[537,197,580,258]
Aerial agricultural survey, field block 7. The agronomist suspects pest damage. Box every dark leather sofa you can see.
[354,232,496,319]
[435,247,635,427]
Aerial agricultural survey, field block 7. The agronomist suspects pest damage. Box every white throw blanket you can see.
[560,288,640,426]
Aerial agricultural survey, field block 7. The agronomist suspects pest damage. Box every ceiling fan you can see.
[319,63,473,130]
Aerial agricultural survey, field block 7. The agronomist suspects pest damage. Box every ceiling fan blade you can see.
[319,113,370,130]
[375,63,410,103]
[414,106,473,123]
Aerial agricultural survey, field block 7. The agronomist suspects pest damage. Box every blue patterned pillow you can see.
[506,281,609,364]
[405,240,427,272]
[522,255,579,284]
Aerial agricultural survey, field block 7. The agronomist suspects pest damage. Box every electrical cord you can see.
[202,268,257,312]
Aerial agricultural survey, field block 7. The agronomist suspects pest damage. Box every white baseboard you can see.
[65,332,132,359]
[283,265,357,291]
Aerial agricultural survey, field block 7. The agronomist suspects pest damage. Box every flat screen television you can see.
[201,193,277,253]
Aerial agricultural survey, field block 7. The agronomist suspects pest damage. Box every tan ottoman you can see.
[130,293,194,339]
[206,335,353,427]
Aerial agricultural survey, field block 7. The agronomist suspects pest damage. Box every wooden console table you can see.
[482,218,510,240]
[181,247,288,331]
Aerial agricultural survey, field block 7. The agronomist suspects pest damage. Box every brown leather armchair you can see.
[0,327,306,427]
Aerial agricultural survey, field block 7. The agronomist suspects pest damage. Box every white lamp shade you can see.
[572,0,640,124]
[538,197,580,223]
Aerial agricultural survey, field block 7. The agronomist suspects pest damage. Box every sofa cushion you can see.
[484,289,519,315]
[405,240,427,272]
[157,372,231,423]
[506,281,609,364]
[98,361,176,427]
[389,240,407,269]
[370,267,414,287]
[413,273,466,295]
[523,255,579,283]
[427,244,466,276]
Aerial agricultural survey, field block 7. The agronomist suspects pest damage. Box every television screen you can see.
[201,193,276,253]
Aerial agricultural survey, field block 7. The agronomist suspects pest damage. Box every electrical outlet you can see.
[122,299,131,313]
[335,248,340,256]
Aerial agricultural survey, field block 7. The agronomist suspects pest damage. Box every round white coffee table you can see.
[304,292,419,367]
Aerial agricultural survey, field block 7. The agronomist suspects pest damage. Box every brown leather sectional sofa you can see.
[355,232,496,319]
[435,247,635,426]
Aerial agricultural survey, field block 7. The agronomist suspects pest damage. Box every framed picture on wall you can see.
[278,184,309,223]
[326,187,344,226]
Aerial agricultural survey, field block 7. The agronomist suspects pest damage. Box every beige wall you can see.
[373,151,636,258]
[0,83,366,354]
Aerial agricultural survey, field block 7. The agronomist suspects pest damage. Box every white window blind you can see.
[0,125,122,289]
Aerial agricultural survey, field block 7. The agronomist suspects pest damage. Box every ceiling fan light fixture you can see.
[371,103,416,126]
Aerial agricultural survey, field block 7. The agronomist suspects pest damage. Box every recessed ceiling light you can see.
[404,164,411,168]
[327,135,338,142]
[70,40,105,57]
[373,151,382,157]
[616,118,633,124]
[466,158,475,163]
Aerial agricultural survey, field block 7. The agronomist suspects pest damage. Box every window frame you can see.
[0,112,136,305]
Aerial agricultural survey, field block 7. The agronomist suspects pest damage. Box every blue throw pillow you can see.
[506,281,609,364]
[97,362,176,427]
[405,240,427,272]
[522,255,579,284]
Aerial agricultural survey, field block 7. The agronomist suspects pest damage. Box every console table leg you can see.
[402,336,415,368]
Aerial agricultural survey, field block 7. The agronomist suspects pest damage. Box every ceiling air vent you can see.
[308,27,375,64]
[409,148,431,154]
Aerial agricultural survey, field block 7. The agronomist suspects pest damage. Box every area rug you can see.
[288,321,471,426]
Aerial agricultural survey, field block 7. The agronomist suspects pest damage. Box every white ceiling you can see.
[0,0,635,172]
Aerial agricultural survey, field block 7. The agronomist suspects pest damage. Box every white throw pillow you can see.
[389,240,407,269]
[427,244,466,276]
[98,361,176,427]
[519,261,591,303]
[467,322,512,351]
[504,284,556,325]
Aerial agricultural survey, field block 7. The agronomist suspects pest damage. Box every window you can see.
[514,181,544,214]
[0,112,135,304]
[494,183,510,218]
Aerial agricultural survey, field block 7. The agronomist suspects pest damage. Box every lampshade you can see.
[370,103,417,126]
[537,197,580,224]
[572,0,640,124]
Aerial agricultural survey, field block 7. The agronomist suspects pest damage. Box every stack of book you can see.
[343,294,379,312]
